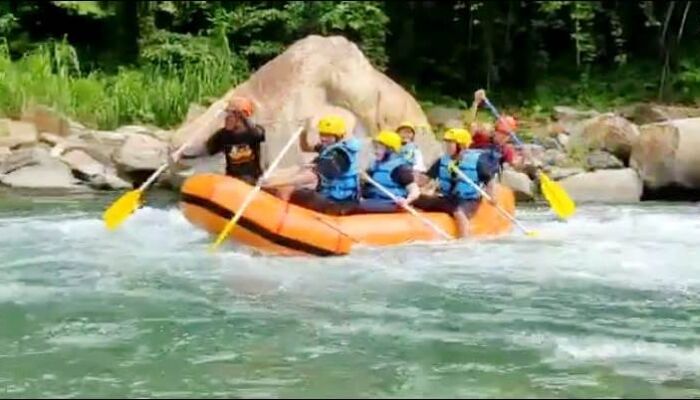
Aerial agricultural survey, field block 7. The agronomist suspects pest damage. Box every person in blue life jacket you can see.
[396,121,427,173]
[469,121,504,195]
[413,128,495,238]
[261,115,361,216]
[354,130,421,214]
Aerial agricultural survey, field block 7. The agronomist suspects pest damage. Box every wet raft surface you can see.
[1,193,700,397]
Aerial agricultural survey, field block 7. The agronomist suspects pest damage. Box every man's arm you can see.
[177,130,223,160]
[299,128,318,152]
[262,148,348,189]
[392,165,420,204]
[202,130,227,156]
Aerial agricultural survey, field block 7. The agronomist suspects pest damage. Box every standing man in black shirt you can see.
[181,97,266,184]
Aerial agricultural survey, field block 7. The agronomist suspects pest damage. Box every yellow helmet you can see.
[443,128,472,147]
[318,115,346,137]
[396,121,416,132]
[373,130,402,152]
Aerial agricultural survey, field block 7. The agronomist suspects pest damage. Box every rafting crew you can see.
[256,113,494,235]
[110,93,551,241]
[187,102,494,234]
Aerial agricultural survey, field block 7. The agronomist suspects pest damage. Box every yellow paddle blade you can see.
[102,189,143,230]
[209,218,238,252]
[526,230,540,237]
[539,172,576,220]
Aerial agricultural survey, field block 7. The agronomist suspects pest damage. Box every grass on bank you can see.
[0,39,248,130]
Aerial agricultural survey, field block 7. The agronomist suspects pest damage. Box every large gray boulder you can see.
[545,167,585,181]
[0,147,10,163]
[0,148,82,190]
[165,153,226,189]
[570,113,640,162]
[426,106,464,129]
[542,149,570,167]
[500,169,534,201]
[113,133,168,172]
[72,130,131,166]
[550,106,600,139]
[630,118,700,190]
[586,150,624,171]
[0,147,42,174]
[0,119,38,148]
[20,105,71,136]
[116,125,171,142]
[559,168,643,203]
[61,149,130,190]
[619,103,700,125]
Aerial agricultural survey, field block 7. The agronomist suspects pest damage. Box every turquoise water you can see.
[1,190,700,398]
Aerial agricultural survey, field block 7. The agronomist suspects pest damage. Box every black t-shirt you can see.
[206,125,265,180]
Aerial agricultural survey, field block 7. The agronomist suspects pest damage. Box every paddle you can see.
[361,172,453,240]
[103,137,198,231]
[481,97,576,220]
[103,96,233,231]
[448,163,538,237]
[209,126,305,251]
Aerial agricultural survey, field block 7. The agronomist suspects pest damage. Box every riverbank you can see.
[3,99,700,205]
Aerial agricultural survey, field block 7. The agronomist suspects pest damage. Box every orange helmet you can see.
[495,115,517,133]
[227,96,254,118]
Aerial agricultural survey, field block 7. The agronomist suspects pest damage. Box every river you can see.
[1,189,699,398]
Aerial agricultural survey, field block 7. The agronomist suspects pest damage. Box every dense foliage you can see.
[1,1,698,129]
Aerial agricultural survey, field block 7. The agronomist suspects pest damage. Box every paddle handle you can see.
[136,135,201,192]
[211,126,305,250]
[137,100,230,193]
[361,172,452,240]
[450,166,534,235]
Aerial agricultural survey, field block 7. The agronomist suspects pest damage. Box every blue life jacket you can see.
[317,137,360,201]
[365,153,410,200]
[399,142,417,165]
[437,150,483,201]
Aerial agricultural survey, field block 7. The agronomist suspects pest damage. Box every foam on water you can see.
[1,201,700,397]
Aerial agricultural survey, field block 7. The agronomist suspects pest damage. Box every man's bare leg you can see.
[453,208,471,238]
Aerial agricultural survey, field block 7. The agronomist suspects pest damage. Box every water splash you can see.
[1,200,700,397]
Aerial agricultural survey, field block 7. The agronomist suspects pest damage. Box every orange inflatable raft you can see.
[179,173,516,257]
